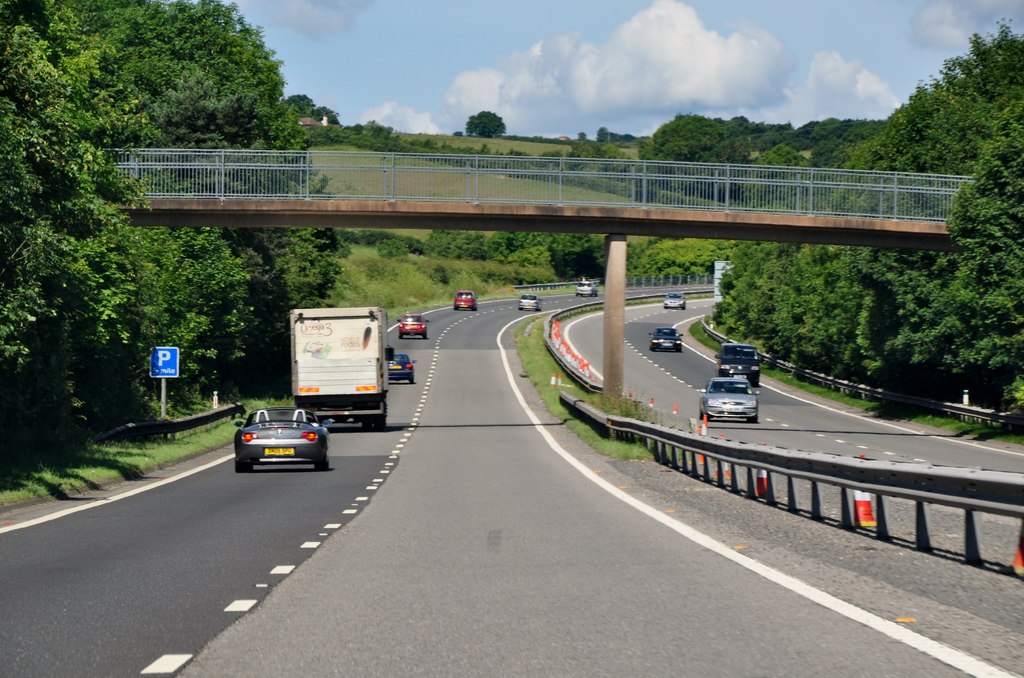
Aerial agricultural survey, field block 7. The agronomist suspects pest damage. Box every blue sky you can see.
[231,0,1024,138]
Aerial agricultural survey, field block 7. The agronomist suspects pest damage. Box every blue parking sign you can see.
[150,347,180,378]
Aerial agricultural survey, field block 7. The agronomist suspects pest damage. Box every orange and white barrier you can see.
[755,469,769,497]
[853,490,877,528]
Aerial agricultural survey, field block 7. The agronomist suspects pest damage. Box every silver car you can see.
[698,377,759,423]
[234,407,332,472]
[518,293,541,311]
[575,282,598,297]
[663,291,687,309]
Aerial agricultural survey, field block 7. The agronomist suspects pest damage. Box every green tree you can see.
[465,110,506,138]
[424,230,488,260]
[642,114,724,162]
[74,0,305,150]
[1,0,143,451]
[757,143,810,167]
[629,239,732,276]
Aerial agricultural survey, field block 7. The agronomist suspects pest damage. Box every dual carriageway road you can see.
[1,292,1021,677]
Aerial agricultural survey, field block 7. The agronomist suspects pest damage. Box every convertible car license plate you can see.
[264,447,295,456]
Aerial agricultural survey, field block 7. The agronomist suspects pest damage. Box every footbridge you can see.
[117,149,971,394]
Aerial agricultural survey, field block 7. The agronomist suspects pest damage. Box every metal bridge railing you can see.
[116,150,971,223]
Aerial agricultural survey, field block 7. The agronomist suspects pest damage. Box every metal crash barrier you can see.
[92,402,244,443]
[560,392,1024,575]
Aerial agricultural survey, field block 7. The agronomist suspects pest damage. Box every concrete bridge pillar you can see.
[602,234,627,397]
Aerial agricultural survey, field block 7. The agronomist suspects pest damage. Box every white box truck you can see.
[290,307,390,430]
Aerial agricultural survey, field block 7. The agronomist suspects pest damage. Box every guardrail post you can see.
[764,472,777,506]
[787,476,798,513]
[746,466,757,499]
[964,509,982,565]
[915,502,933,552]
[875,495,891,541]
[715,459,725,488]
[810,481,824,520]
[841,487,855,529]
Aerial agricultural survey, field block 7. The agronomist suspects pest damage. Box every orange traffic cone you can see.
[853,490,877,528]
[755,469,769,497]
[649,397,654,407]
[1013,521,1024,577]
[723,462,732,483]
[672,403,679,415]
[550,373,556,385]
[702,413,709,436]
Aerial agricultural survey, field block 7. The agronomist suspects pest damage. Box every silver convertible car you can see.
[234,407,332,473]
[698,377,759,423]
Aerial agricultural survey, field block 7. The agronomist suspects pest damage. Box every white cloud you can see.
[436,0,796,135]
[234,0,374,38]
[755,51,903,125]
[359,102,441,134]
[911,0,1024,49]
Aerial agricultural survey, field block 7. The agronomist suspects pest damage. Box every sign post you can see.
[150,347,180,419]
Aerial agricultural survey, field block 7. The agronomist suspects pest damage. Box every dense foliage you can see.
[640,113,885,168]
[714,23,1024,410]
[0,0,343,460]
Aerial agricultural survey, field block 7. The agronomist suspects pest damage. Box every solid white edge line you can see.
[0,453,235,534]
[496,316,1016,678]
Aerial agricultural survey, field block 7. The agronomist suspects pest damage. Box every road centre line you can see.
[496,315,1013,678]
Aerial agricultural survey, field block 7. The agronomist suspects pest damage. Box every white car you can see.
[663,292,687,309]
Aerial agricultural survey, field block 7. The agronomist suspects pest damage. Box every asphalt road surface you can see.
[2,293,1021,677]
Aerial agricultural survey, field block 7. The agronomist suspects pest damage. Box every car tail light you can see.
[242,432,257,442]
[405,362,413,369]
[302,431,318,442]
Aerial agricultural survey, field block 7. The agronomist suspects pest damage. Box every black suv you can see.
[716,342,761,386]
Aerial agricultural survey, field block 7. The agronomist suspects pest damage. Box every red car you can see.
[397,313,428,339]
[453,290,477,311]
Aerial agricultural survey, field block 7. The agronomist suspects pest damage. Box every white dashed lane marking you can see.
[141,654,192,674]
[224,600,258,613]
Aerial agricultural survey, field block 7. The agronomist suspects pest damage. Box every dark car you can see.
[398,313,428,339]
[698,377,759,423]
[453,290,477,311]
[518,293,541,311]
[649,326,682,352]
[388,352,416,383]
[716,342,761,386]
[234,407,332,473]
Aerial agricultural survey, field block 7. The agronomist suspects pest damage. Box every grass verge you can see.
[514,315,653,461]
[0,399,289,508]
